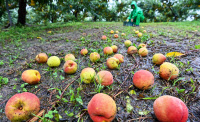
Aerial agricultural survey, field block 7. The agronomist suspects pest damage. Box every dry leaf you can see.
[166,52,185,57]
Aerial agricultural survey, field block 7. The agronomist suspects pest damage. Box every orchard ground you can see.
[0,21,200,121]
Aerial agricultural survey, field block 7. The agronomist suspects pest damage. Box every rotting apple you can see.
[114,34,119,38]
[35,53,48,63]
[159,62,179,80]
[127,46,137,55]
[111,45,118,53]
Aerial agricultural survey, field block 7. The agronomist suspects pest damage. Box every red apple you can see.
[88,93,117,122]
[152,53,166,65]
[133,70,154,90]
[35,53,48,63]
[153,95,188,122]
[5,92,40,122]
[80,49,88,56]
[101,35,107,40]
[96,70,113,86]
[103,47,113,55]
[21,69,41,85]
[114,34,119,38]
[63,60,77,74]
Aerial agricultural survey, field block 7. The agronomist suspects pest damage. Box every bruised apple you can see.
[21,69,41,85]
[5,92,40,122]
[159,62,179,80]
[153,95,188,122]
[63,60,77,74]
[87,93,117,122]
[127,46,137,55]
[106,57,119,69]
[96,70,113,86]
[35,53,48,63]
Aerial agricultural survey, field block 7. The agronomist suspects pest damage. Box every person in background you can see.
[127,1,144,26]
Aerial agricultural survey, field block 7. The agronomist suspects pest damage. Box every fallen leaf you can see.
[166,52,185,57]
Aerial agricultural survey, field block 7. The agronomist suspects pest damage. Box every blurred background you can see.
[0,0,199,26]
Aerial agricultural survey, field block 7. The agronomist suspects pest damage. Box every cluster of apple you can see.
[4,28,188,122]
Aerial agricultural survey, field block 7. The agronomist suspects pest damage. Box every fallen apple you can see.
[133,70,154,90]
[135,30,139,34]
[114,54,124,63]
[127,46,137,55]
[35,53,48,63]
[121,33,126,36]
[138,47,148,57]
[88,93,117,122]
[152,53,166,65]
[104,47,113,55]
[80,49,88,56]
[110,30,114,34]
[111,45,118,53]
[138,43,146,48]
[114,34,119,38]
[21,69,41,85]
[106,57,119,69]
[115,31,119,34]
[96,70,113,86]
[63,60,77,74]
[5,92,40,122]
[90,52,100,62]
[101,35,107,40]
[159,62,179,80]
[64,54,75,61]
[153,95,188,122]
[137,32,142,37]
[80,67,96,84]
[47,56,61,67]
[124,40,132,47]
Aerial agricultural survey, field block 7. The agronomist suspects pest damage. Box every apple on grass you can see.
[21,69,41,85]
[5,92,40,122]
[114,54,124,63]
[101,35,107,40]
[124,40,132,47]
[110,30,114,34]
[135,30,139,34]
[153,95,188,122]
[90,52,100,62]
[137,32,142,37]
[104,47,113,55]
[127,46,137,55]
[152,53,166,65]
[138,47,148,57]
[96,70,113,86]
[106,57,119,69]
[63,60,77,74]
[35,53,48,63]
[47,56,60,67]
[121,33,126,36]
[159,62,179,80]
[133,70,154,90]
[138,43,146,48]
[64,54,75,61]
[80,49,88,56]
[87,93,117,122]
[115,31,119,34]
[114,34,119,38]
[111,45,118,53]
[80,68,96,84]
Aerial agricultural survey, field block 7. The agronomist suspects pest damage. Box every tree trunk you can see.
[17,0,27,25]
[93,15,97,21]
[6,0,13,27]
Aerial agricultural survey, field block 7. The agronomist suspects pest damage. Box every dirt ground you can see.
[0,22,200,122]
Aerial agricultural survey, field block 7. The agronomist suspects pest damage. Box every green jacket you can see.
[128,1,144,19]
